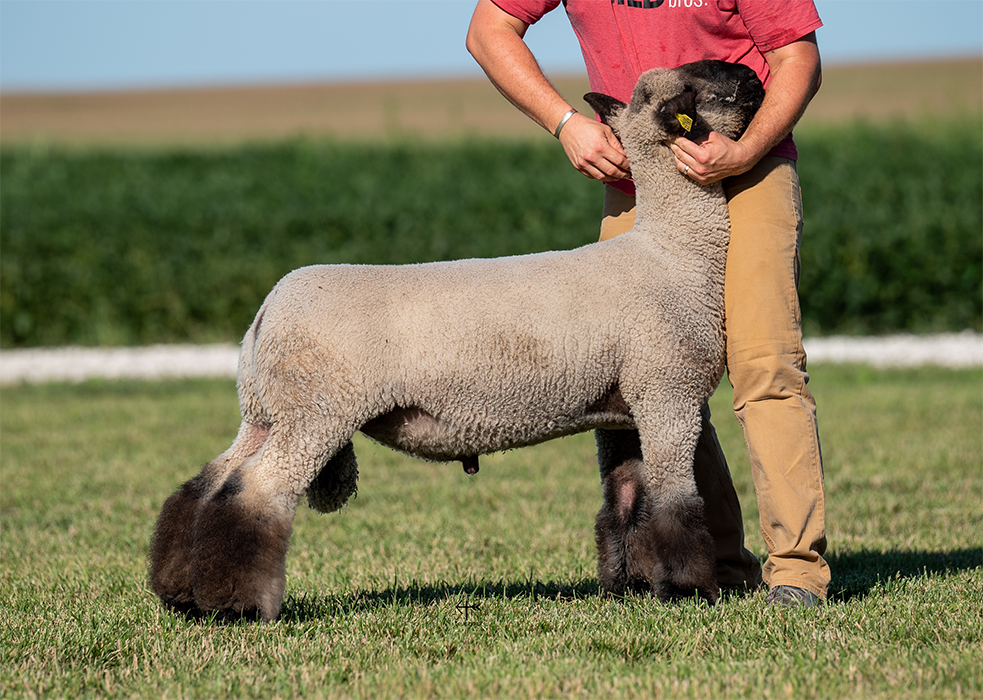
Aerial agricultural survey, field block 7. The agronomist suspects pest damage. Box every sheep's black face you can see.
[584,61,765,147]
[674,60,764,140]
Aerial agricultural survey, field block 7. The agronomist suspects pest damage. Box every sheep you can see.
[148,60,765,622]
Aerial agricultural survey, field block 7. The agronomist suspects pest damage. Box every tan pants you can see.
[600,157,829,599]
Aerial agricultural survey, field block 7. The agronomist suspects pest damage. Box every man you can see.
[467,0,828,607]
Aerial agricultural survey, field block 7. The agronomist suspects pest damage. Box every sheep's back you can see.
[247,235,724,439]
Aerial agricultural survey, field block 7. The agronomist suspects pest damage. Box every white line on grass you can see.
[1,333,981,385]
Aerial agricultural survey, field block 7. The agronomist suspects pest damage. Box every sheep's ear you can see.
[657,87,709,140]
[584,92,627,136]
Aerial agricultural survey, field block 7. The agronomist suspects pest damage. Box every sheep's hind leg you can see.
[188,421,350,621]
[594,428,646,595]
[148,421,270,614]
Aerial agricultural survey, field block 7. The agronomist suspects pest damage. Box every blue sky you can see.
[1,0,981,92]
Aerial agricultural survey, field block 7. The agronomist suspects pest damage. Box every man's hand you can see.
[671,32,822,186]
[558,113,632,182]
[670,132,755,185]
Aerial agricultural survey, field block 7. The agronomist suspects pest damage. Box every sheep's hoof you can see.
[648,498,720,605]
[189,476,291,622]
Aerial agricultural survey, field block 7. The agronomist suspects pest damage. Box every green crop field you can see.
[2,60,981,347]
[1,366,980,698]
[1,117,980,348]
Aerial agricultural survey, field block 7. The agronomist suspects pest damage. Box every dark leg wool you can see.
[189,473,292,622]
[648,497,719,604]
[149,471,213,614]
[595,461,718,604]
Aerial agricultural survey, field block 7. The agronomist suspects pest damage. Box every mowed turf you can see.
[1,366,980,699]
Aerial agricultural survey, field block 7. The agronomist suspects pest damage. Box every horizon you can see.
[1,0,981,94]
[2,55,979,98]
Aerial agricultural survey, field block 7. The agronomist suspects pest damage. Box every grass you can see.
[1,365,980,698]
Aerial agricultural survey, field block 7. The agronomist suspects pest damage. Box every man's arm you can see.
[670,32,822,185]
[466,0,630,181]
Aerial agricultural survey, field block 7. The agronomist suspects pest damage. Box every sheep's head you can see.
[584,60,764,149]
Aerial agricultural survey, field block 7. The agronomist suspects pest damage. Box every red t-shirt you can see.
[492,0,822,194]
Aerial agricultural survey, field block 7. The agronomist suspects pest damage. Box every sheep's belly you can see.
[360,403,634,462]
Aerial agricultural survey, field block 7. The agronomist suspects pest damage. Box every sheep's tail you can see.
[236,297,272,430]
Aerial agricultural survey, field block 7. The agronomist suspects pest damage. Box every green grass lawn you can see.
[1,365,980,698]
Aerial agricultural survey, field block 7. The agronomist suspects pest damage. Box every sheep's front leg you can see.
[637,408,718,604]
[643,483,718,604]
[306,440,359,514]
[595,428,647,595]
[149,468,217,614]
[594,417,718,604]
[189,468,291,621]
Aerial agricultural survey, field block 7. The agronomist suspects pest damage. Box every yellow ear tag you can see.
[675,113,694,132]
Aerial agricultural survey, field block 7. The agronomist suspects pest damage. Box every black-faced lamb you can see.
[149,60,765,622]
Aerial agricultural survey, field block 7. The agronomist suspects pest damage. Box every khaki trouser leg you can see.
[600,186,763,591]
[599,187,638,241]
[723,158,828,599]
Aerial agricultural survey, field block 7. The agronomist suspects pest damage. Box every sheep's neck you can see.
[629,146,731,276]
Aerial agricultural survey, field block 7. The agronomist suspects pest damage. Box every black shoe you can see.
[765,585,821,608]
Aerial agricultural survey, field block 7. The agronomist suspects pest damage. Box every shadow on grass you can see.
[278,546,982,619]
[827,547,982,602]
[165,547,982,624]
[279,576,603,623]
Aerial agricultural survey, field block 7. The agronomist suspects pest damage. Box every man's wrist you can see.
[553,109,577,139]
